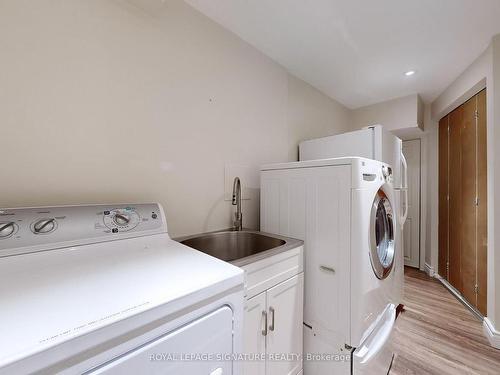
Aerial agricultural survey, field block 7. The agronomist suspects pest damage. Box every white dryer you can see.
[0,204,244,375]
[261,157,397,374]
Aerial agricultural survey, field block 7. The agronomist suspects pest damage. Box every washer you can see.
[299,125,407,310]
[261,157,397,374]
[0,204,244,375]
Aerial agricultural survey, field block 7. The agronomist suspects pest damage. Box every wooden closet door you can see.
[438,116,449,279]
[448,106,463,292]
[461,97,477,304]
[477,89,487,315]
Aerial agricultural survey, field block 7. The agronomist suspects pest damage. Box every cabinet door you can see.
[266,273,304,375]
[438,89,488,315]
[461,97,477,304]
[438,115,449,279]
[449,106,463,292]
[243,292,267,375]
[477,89,488,315]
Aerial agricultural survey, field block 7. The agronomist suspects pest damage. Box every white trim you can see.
[402,139,422,269]
[419,135,427,272]
[434,273,444,280]
[483,318,500,349]
[438,277,483,321]
[424,263,435,277]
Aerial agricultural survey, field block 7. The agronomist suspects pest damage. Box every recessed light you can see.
[405,70,416,76]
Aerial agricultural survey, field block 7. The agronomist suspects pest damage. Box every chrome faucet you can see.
[232,177,242,231]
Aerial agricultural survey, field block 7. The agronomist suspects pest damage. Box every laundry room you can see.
[1,1,500,374]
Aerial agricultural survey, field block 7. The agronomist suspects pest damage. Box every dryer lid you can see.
[0,234,243,368]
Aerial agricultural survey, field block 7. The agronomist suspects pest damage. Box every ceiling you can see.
[184,0,500,109]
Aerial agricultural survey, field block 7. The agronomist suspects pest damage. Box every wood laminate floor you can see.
[390,267,500,374]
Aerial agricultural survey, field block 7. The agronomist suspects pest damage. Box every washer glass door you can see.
[370,189,395,279]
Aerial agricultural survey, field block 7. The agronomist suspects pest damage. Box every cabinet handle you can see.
[262,310,268,336]
[269,307,275,331]
[320,265,335,274]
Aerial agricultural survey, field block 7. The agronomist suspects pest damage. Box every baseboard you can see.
[424,263,435,277]
[483,318,500,349]
[428,269,498,349]
[438,277,483,321]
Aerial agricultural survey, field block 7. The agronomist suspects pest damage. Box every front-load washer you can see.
[0,203,244,375]
[260,157,398,374]
[299,125,407,310]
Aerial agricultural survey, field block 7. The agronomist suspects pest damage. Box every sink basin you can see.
[179,230,286,263]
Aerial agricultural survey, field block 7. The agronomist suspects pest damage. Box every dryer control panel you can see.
[351,158,394,189]
[0,204,166,257]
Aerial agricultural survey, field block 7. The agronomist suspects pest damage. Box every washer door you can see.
[370,189,395,280]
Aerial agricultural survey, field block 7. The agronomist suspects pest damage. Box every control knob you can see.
[382,166,388,178]
[0,222,16,239]
[33,218,57,234]
[113,213,130,226]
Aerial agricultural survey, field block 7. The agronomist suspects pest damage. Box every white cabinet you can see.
[266,274,304,375]
[243,273,304,375]
[243,292,267,375]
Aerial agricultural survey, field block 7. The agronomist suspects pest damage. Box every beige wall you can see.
[0,0,349,237]
[287,74,351,160]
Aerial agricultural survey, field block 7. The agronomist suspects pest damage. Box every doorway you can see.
[402,139,421,268]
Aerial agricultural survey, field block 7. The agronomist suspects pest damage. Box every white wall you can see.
[351,94,424,132]
[0,0,350,237]
[432,48,491,119]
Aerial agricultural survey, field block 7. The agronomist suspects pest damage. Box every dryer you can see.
[261,157,397,374]
[0,204,244,375]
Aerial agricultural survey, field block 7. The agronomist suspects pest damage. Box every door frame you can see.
[402,139,422,269]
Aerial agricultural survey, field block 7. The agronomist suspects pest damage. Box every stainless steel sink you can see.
[178,230,301,266]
